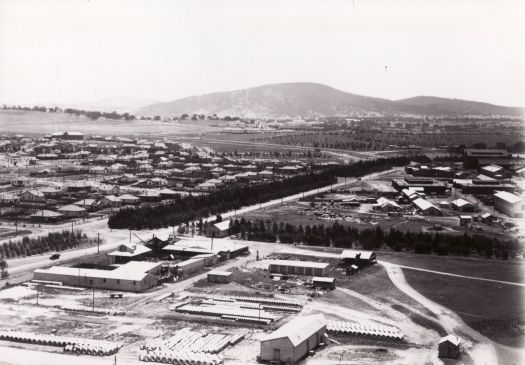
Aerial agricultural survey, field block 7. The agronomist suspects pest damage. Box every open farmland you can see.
[0,110,217,137]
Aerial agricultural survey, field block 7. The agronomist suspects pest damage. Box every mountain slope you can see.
[137,83,523,118]
[396,96,523,117]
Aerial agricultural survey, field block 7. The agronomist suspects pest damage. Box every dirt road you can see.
[381,261,499,365]
[386,263,525,287]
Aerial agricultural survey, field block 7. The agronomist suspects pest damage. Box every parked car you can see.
[49,253,60,260]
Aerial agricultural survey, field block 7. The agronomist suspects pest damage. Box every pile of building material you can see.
[201,298,301,313]
[0,331,122,356]
[327,320,403,341]
[192,293,303,308]
[139,328,243,365]
[174,303,280,324]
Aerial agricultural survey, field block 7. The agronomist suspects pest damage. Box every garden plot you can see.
[139,327,244,365]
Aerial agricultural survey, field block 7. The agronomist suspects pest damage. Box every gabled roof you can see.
[263,314,326,346]
[494,191,522,204]
[451,198,473,207]
[31,210,63,218]
[74,199,97,206]
[439,334,461,347]
[119,194,139,200]
[481,164,503,173]
[213,220,231,231]
[268,260,329,269]
[103,195,121,202]
[413,198,440,212]
[340,249,375,260]
[58,204,86,212]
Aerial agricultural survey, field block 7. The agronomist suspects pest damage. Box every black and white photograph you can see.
[0,1,523,364]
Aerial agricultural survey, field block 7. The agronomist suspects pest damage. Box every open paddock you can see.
[403,269,524,347]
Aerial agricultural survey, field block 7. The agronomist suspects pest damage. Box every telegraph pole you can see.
[97,233,100,253]
[92,287,95,311]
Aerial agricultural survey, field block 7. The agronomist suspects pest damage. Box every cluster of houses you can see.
[0,132,338,223]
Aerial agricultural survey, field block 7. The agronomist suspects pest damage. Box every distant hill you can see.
[137,82,523,118]
[396,96,523,117]
[63,97,159,114]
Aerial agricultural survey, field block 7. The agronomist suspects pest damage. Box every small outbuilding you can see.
[206,220,231,238]
[451,198,475,212]
[340,250,377,268]
[312,277,335,290]
[207,270,232,284]
[259,314,326,364]
[458,215,473,226]
[438,334,461,358]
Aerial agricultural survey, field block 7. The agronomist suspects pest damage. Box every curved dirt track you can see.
[381,261,500,364]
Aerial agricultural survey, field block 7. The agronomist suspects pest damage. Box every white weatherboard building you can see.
[260,314,326,364]
[493,191,524,218]
[33,261,162,292]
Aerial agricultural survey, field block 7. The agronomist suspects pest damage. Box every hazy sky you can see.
[0,0,524,106]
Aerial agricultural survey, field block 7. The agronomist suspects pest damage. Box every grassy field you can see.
[0,110,216,137]
[403,269,524,347]
[379,251,525,283]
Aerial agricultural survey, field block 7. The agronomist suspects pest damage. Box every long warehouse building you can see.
[268,260,330,276]
[34,261,163,292]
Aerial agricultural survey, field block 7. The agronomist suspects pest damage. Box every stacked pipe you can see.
[195,294,302,308]
[201,299,300,313]
[175,303,281,321]
[326,320,404,341]
[139,349,222,365]
[0,331,122,355]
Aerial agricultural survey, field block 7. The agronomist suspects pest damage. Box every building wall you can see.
[260,338,294,363]
[494,197,523,218]
[438,343,459,358]
[176,257,205,276]
[33,271,156,292]
[260,327,326,364]
[207,273,231,283]
[268,264,327,277]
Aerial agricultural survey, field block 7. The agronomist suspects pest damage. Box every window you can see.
[103,279,106,283]
[117,280,120,284]
[133,281,136,285]
[89,280,92,284]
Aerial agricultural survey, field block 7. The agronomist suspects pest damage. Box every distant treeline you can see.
[108,156,430,230]
[229,218,519,259]
[2,105,136,121]
[0,230,87,260]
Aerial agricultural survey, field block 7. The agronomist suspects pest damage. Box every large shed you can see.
[260,314,326,364]
[268,260,330,277]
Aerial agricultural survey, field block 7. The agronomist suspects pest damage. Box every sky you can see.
[0,0,524,107]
